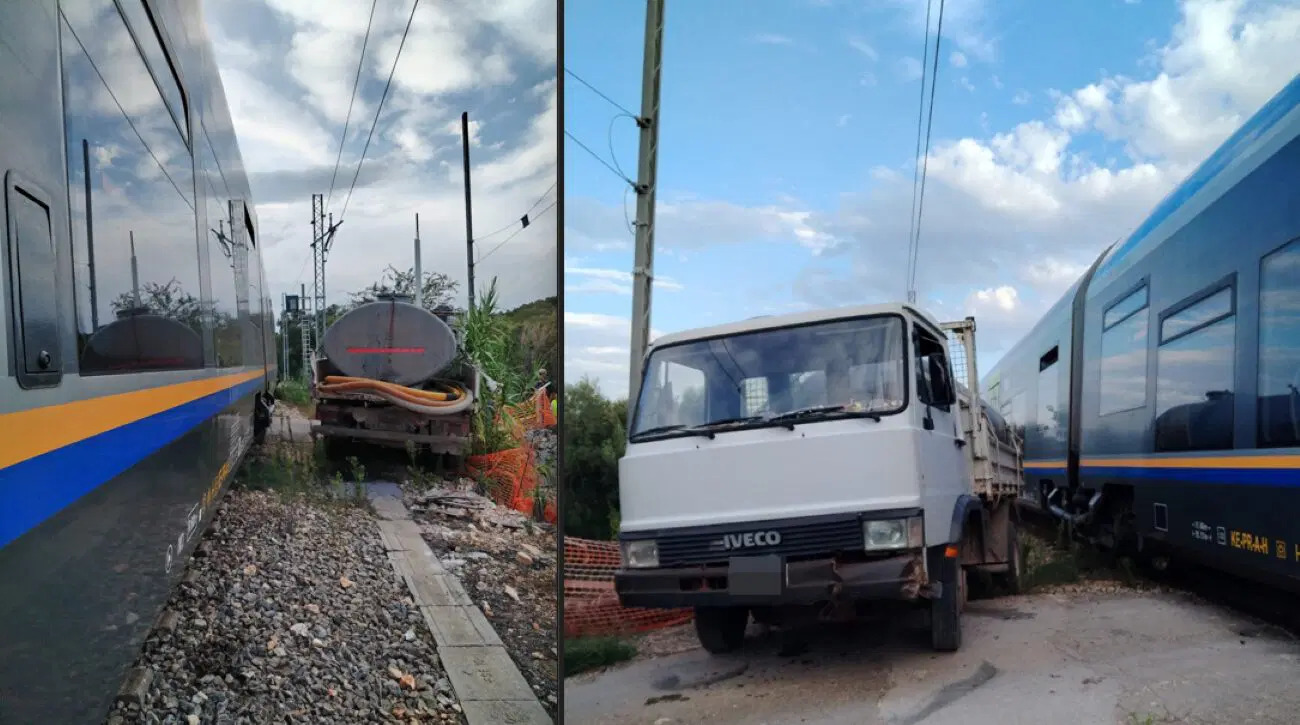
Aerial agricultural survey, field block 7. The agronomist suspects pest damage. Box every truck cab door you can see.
[913,324,967,537]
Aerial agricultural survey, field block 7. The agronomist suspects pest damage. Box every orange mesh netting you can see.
[466,445,538,516]
[563,537,693,637]
[471,388,556,518]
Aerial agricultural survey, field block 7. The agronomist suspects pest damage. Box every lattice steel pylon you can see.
[299,282,312,382]
[310,193,343,350]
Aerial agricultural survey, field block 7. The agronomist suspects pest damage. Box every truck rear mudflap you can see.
[615,552,929,609]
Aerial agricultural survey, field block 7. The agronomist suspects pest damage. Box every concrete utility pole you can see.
[461,111,476,312]
[628,0,665,407]
[413,213,423,309]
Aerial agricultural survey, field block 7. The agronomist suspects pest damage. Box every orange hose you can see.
[317,375,468,406]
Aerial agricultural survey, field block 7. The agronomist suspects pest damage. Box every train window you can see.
[1037,346,1062,443]
[116,0,188,144]
[60,5,203,374]
[1160,287,1233,343]
[1258,238,1300,447]
[1099,284,1149,416]
[1104,284,1147,330]
[201,128,243,367]
[5,178,63,388]
[1155,282,1236,452]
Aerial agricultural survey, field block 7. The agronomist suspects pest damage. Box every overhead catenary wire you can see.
[564,67,639,118]
[338,0,421,223]
[907,0,947,303]
[325,0,378,214]
[905,0,936,303]
[476,199,556,265]
[472,181,556,242]
[565,130,635,187]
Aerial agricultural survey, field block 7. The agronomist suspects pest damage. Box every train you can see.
[0,1,274,722]
[982,72,1300,591]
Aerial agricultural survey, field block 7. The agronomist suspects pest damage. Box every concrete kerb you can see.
[369,487,552,725]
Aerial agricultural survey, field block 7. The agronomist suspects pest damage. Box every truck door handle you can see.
[955,438,966,448]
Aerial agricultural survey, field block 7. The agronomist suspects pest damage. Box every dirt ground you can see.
[567,582,1300,725]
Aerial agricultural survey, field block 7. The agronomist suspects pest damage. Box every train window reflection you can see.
[201,129,243,366]
[115,0,188,143]
[1155,315,1235,452]
[1099,307,1148,416]
[1037,347,1063,449]
[1104,284,1147,329]
[60,4,203,374]
[1259,238,1300,447]
[1161,286,1233,343]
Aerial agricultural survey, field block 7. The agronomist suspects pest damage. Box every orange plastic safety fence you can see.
[502,388,556,432]
[562,537,693,637]
[466,445,539,517]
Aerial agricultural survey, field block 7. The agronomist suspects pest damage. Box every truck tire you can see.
[930,550,964,652]
[694,606,748,654]
[994,521,1023,595]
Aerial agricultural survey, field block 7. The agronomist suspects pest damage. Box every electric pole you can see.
[628,0,665,407]
[310,193,343,348]
[461,111,476,312]
[414,213,423,309]
[300,282,311,382]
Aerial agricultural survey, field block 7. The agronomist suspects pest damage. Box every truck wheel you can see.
[694,606,748,654]
[930,550,964,652]
[994,521,1023,595]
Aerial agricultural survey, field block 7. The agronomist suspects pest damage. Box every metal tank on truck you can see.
[309,294,478,460]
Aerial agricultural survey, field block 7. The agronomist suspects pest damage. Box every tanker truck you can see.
[309,295,478,461]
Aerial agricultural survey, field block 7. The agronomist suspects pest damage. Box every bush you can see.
[562,379,628,540]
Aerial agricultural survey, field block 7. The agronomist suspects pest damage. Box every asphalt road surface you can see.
[565,588,1300,725]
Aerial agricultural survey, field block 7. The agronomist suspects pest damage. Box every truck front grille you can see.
[645,513,865,567]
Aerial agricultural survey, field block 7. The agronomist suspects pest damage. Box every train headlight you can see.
[863,516,924,551]
[620,539,659,569]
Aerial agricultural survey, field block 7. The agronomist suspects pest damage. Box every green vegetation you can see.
[563,636,638,677]
[274,379,311,408]
[562,379,628,540]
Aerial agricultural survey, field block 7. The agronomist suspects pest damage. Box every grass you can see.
[1018,522,1147,591]
[274,379,311,408]
[237,440,367,507]
[564,637,638,677]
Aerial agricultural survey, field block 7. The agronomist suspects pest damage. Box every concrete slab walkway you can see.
[370,486,552,725]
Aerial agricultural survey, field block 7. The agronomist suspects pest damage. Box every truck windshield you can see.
[630,315,907,439]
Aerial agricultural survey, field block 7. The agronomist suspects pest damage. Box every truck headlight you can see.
[863,516,924,551]
[620,539,659,568]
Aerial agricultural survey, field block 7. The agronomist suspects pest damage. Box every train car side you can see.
[1076,74,1300,587]
[982,73,1300,592]
[0,2,272,722]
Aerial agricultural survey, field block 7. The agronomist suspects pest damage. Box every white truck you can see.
[613,304,1024,652]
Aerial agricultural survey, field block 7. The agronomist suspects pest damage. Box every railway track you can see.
[1017,505,1300,638]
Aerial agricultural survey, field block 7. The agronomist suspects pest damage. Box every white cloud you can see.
[950,51,968,68]
[837,113,852,127]
[849,37,879,61]
[206,0,557,311]
[1012,89,1032,105]
[565,266,683,295]
[960,76,976,92]
[896,56,924,82]
[754,33,795,45]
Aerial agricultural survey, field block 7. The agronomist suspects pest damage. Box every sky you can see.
[563,0,1300,401]
[202,0,557,314]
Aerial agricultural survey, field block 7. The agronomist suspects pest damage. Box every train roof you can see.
[1087,72,1300,294]
[648,302,945,350]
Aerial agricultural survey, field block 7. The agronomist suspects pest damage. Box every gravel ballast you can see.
[107,490,464,725]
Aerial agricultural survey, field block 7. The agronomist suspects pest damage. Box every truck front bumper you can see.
[614,552,928,609]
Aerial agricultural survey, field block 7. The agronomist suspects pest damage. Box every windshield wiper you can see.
[686,415,765,438]
[767,404,883,425]
[630,424,715,442]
